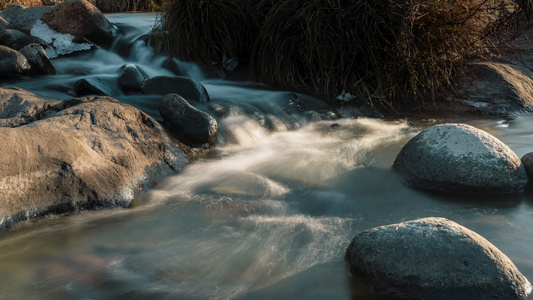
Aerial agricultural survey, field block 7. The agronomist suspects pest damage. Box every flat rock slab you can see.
[393,123,528,193]
[0,87,186,231]
[345,217,532,300]
[0,5,51,33]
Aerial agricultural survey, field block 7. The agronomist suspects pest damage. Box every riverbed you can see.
[0,13,532,300]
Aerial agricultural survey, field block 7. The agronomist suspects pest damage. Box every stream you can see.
[0,13,532,300]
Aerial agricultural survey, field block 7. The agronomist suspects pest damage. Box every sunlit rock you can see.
[345,217,532,300]
[19,43,56,75]
[142,75,210,104]
[40,0,115,45]
[160,93,218,146]
[0,45,30,76]
[393,123,528,193]
[0,87,186,231]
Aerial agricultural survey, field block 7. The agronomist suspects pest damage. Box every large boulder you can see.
[19,43,56,75]
[117,63,148,94]
[0,87,186,231]
[40,0,115,45]
[0,28,48,51]
[345,217,532,300]
[159,93,218,146]
[393,123,528,193]
[142,76,211,104]
[0,5,52,33]
[0,45,30,76]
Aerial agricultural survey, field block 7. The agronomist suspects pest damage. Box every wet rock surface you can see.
[19,43,56,75]
[117,63,147,93]
[159,93,218,146]
[142,76,211,104]
[345,217,532,300]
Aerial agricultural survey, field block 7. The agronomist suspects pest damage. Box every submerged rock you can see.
[393,123,528,193]
[74,77,116,96]
[142,76,210,104]
[19,43,56,75]
[345,217,532,300]
[117,63,148,94]
[160,93,218,146]
[40,0,115,45]
[0,45,30,76]
[0,87,186,231]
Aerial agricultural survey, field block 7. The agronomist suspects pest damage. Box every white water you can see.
[0,13,532,300]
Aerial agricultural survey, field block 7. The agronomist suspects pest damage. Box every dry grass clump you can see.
[251,0,519,107]
[92,0,162,12]
[154,0,526,108]
[154,0,251,69]
[1,0,44,10]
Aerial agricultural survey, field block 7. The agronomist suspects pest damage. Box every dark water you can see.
[0,13,532,300]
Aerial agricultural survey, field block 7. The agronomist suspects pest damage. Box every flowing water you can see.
[1,13,533,300]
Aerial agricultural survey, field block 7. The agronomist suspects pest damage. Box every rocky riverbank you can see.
[0,87,187,231]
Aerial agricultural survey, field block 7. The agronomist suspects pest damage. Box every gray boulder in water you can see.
[393,123,528,193]
[19,43,56,75]
[0,45,30,76]
[117,63,148,93]
[345,217,532,300]
[159,93,218,146]
[142,76,210,104]
[0,87,186,231]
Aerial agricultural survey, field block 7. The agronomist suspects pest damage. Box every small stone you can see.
[159,93,217,146]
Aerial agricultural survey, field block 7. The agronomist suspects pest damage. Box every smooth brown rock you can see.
[40,0,115,45]
[0,87,186,231]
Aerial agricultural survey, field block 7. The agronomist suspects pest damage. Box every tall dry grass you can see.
[250,0,521,107]
[155,0,528,109]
